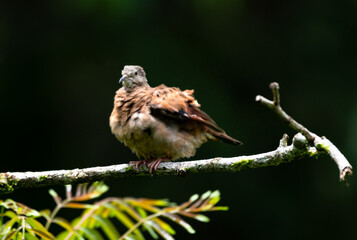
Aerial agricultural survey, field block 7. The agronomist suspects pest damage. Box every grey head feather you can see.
[119,65,149,89]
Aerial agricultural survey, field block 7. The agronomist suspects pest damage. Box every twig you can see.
[0,133,319,194]
[256,82,352,184]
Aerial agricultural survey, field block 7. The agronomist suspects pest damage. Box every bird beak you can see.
[119,75,127,84]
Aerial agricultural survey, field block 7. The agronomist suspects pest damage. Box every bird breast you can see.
[111,104,207,160]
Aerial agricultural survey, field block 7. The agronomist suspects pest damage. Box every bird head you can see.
[119,65,148,89]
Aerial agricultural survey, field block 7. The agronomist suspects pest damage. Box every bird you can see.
[110,65,242,173]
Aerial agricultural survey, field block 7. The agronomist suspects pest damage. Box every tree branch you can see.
[256,82,352,183]
[0,82,352,194]
[0,133,319,194]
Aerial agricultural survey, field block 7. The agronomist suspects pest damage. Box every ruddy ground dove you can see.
[110,65,241,173]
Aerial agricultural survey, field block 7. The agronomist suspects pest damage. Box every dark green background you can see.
[1,1,356,239]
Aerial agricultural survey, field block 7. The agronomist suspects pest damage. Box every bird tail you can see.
[206,128,242,145]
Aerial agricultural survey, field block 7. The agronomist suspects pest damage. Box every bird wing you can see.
[149,85,241,145]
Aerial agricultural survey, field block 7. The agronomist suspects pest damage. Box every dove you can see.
[110,65,242,173]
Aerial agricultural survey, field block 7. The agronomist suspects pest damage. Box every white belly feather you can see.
[112,111,207,160]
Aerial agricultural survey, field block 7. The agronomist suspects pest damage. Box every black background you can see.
[1,1,357,239]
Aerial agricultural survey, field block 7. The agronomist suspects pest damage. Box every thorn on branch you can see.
[269,82,280,106]
[341,167,353,186]
[279,134,289,148]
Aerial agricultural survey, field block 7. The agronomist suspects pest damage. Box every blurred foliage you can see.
[0,182,227,240]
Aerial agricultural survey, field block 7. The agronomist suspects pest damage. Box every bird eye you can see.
[134,71,138,76]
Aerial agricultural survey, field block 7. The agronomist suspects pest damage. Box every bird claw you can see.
[147,159,164,173]
[129,160,148,169]
[129,158,166,173]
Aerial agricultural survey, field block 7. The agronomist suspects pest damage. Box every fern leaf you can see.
[52,217,77,234]
[91,214,120,240]
[193,214,210,222]
[137,198,174,207]
[151,217,176,235]
[3,227,20,240]
[65,185,72,199]
[48,189,61,206]
[25,218,55,240]
[56,231,77,240]
[145,219,175,240]
[0,217,18,237]
[72,182,109,202]
[169,217,195,234]
[24,232,40,240]
[25,228,55,240]
[64,203,93,209]
[78,227,104,240]
[111,199,142,222]
[103,203,145,240]
[125,199,162,214]
[0,199,40,218]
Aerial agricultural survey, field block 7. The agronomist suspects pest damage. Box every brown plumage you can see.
[110,65,242,173]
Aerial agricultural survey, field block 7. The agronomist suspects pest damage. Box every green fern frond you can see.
[0,182,228,240]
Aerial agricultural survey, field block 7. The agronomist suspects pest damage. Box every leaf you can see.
[207,196,221,207]
[51,217,85,240]
[25,228,55,240]
[91,214,120,240]
[136,207,147,218]
[151,217,176,235]
[3,227,20,240]
[25,218,55,240]
[72,182,109,202]
[100,208,110,219]
[77,210,97,229]
[103,203,144,240]
[111,200,142,222]
[142,222,159,239]
[194,214,210,222]
[0,206,4,228]
[124,199,162,214]
[211,206,229,211]
[64,203,93,209]
[176,219,196,234]
[189,194,199,203]
[4,210,17,219]
[65,185,72,199]
[210,190,220,199]
[146,220,175,240]
[24,232,40,240]
[0,199,40,217]
[52,217,75,232]
[56,231,77,240]
[39,209,51,221]
[0,217,18,237]
[201,190,212,201]
[78,227,104,240]
[137,198,174,207]
[48,189,62,205]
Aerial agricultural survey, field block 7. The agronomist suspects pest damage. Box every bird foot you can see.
[129,158,168,173]
[129,160,148,169]
[147,158,164,173]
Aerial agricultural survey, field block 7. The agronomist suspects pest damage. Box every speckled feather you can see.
[110,65,241,164]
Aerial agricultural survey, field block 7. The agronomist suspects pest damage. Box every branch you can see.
[0,133,319,195]
[0,82,352,194]
[256,82,352,184]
